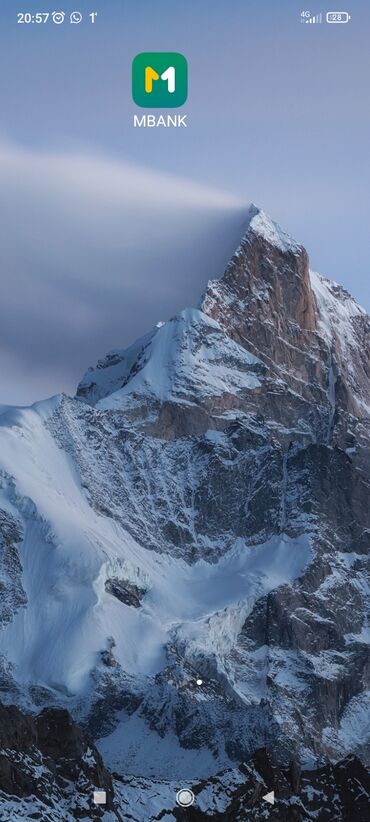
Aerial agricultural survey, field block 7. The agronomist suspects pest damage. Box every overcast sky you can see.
[0,0,369,404]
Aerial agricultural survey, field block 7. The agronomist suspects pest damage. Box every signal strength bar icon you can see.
[306,12,322,23]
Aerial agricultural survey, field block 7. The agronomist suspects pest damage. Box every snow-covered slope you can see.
[78,307,263,418]
[240,203,303,255]
[0,399,310,696]
[1,206,370,820]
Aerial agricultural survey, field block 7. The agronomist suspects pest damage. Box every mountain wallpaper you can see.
[0,206,370,820]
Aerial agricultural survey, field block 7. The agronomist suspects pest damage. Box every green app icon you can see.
[132,52,188,108]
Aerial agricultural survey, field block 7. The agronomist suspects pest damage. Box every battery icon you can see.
[326,11,351,22]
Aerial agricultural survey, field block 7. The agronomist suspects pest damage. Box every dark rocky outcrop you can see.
[0,703,119,819]
[169,750,370,821]
[104,577,146,607]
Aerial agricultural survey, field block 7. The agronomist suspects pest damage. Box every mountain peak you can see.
[201,206,317,369]
[242,204,303,255]
[77,207,370,448]
[201,204,315,339]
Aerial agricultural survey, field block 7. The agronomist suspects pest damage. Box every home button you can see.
[176,788,195,807]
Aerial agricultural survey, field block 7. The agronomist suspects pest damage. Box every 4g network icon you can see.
[132,52,188,108]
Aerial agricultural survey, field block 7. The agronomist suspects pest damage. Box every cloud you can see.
[0,143,245,405]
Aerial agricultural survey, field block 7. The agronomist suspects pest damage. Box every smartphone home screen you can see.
[0,2,369,820]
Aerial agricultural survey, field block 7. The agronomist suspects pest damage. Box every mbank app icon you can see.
[132,52,188,108]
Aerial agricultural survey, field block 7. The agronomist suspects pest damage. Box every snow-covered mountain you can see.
[1,205,370,820]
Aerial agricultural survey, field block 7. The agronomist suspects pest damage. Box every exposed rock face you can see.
[202,205,319,383]
[173,750,370,821]
[0,206,370,819]
[111,748,370,821]
[0,504,26,626]
[0,703,119,820]
[105,577,146,607]
[201,206,370,455]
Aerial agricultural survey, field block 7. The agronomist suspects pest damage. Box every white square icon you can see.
[93,790,107,805]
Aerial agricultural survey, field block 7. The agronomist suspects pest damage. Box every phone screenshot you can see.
[0,1,369,819]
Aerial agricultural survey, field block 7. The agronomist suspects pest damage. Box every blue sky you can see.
[0,0,369,402]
